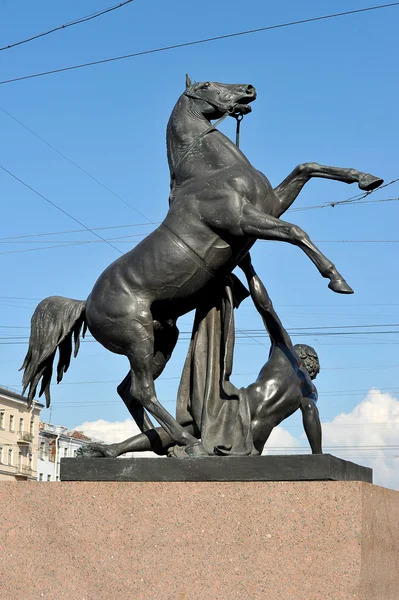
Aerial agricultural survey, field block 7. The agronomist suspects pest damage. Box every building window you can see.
[74,449,78,458]
[9,415,14,432]
[0,411,4,430]
[8,448,13,466]
[47,475,51,482]
[18,452,22,470]
[30,419,34,436]
[19,417,24,434]
[39,473,43,481]
[64,448,68,458]
[28,455,32,471]
[0,446,3,463]
[39,442,45,460]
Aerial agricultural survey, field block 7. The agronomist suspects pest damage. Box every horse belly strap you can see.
[160,223,216,277]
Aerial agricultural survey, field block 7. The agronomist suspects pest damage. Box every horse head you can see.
[184,74,256,118]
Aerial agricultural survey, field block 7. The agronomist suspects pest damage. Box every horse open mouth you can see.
[234,92,257,114]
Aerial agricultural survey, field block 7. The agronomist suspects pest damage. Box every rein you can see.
[173,97,244,173]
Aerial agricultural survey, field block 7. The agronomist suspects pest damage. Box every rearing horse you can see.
[21,76,383,455]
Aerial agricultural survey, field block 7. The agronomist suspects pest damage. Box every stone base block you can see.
[60,454,372,482]
[0,481,398,599]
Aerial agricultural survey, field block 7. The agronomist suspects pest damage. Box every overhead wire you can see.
[1,174,397,251]
[0,164,123,254]
[1,3,399,86]
[0,106,152,222]
[289,177,399,212]
[2,236,399,256]
[2,236,399,245]
[0,0,135,52]
[0,221,156,242]
[0,329,398,346]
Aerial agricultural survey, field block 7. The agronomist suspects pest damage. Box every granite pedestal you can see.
[1,480,398,599]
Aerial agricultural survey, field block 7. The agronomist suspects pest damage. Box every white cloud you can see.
[262,425,299,454]
[321,389,399,490]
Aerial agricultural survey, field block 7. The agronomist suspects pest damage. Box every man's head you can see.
[294,344,320,380]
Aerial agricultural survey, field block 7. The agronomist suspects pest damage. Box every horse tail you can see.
[20,296,87,408]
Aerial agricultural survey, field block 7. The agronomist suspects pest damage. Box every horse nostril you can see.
[246,85,254,93]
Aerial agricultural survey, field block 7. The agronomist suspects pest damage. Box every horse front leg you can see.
[273,162,383,216]
[238,204,353,294]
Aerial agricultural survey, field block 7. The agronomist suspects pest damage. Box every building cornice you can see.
[0,386,44,410]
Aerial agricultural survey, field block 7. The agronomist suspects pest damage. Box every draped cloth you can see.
[176,274,255,456]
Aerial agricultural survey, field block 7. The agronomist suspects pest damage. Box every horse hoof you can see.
[358,174,384,191]
[328,279,354,294]
[167,442,208,458]
[76,443,118,458]
[185,442,208,457]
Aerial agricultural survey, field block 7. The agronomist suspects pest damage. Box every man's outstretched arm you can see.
[238,253,293,348]
[300,396,322,454]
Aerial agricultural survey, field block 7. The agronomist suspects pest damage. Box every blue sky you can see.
[0,1,398,485]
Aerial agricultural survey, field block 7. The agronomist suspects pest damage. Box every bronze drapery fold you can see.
[176,274,254,456]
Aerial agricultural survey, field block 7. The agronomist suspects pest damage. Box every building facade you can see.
[37,423,97,481]
[0,386,43,481]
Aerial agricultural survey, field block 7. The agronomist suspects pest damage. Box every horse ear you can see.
[185,74,192,89]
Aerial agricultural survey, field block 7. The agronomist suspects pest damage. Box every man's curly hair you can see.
[294,343,320,380]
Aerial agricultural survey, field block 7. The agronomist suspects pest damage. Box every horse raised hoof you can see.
[328,279,354,294]
[358,174,384,191]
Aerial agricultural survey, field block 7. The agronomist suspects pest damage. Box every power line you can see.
[0,164,123,254]
[0,295,397,308]
[1,3,399,86]
[0,107,152,221]
[0,233,147,244]
[289,179,399,212]
[5,370,396,385]
[0,324,398,338]
[3,236,399,245]
[2,235,399,256]
[0,239,124,256]
[1,183,397,245]
[0,0,135,53]
[0,221,155,242]
[250,323,399,331]
[0,329,398,346]
[1,323,399,336]
[292,196,399,212]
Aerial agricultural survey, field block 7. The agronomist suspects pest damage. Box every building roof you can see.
[68,430,95,442]
[0,385,44,409]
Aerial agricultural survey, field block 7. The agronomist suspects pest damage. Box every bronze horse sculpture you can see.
[21,76,383,456]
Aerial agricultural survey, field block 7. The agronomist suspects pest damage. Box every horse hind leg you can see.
[125,319,207,456]
[117,373,153,432]
[117,318,179,433]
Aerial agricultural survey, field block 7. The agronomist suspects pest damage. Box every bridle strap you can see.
[173,92,244,171]
[169,93,244,204]
[173,110,231,173]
